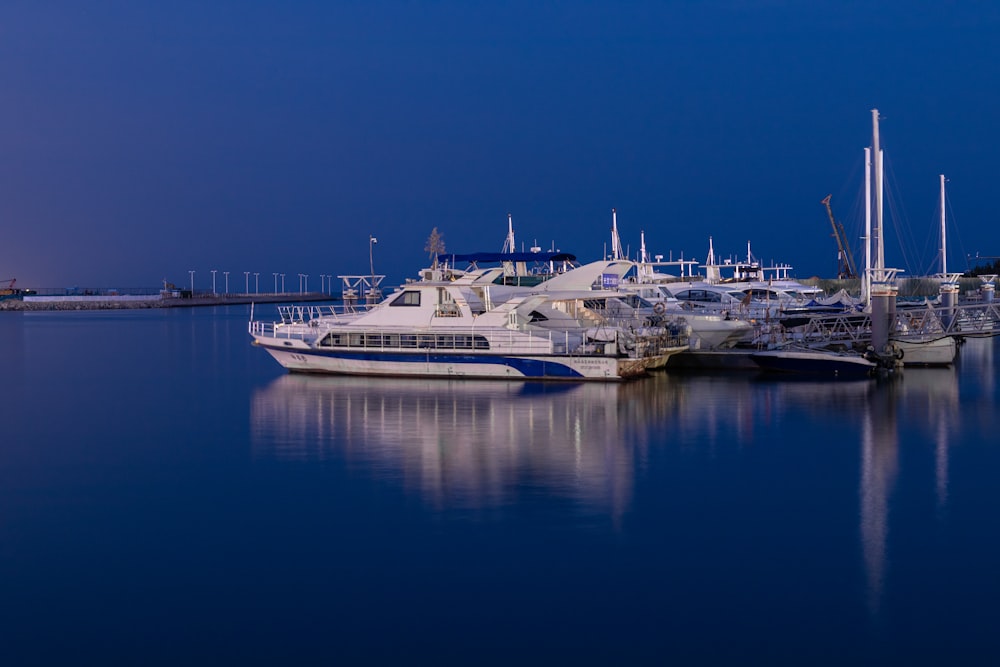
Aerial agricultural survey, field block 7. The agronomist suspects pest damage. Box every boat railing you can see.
[275,303,373,323]
[251,317,687,358]
[757,300,1000,348]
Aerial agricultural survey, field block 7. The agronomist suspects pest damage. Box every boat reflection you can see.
[251,356,971,614]
[251,375,681,518]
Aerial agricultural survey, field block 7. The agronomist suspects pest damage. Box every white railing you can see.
[251,318,688,359]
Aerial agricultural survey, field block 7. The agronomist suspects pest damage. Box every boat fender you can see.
[653,302,666,315]
[895,347,904,360]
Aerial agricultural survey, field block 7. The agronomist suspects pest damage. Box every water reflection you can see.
[958,335,995,397]
[860,368,959,614]
[251,353,975,616]
[251,375,680,518]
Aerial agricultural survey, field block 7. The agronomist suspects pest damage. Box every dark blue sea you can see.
[2,306,998,665]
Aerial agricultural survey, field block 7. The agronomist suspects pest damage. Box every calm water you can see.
[1,306,998,665]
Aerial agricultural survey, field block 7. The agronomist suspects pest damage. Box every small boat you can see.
[750,348,877,378]
[893,336,957,366]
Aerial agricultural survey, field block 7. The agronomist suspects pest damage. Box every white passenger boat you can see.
[249,261,689,381]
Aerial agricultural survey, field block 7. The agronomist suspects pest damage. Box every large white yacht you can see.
[249,260,689,381]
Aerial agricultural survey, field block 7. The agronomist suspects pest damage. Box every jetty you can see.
[0,292,334,311]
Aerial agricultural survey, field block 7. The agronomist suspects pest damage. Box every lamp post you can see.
[280,274,285,292]
[223,271,230,295]
[369,235,378,300]
[319,274,325,295]
[297,273,303,293]
[211,269,217,295]
[303,274,308,294]
[189,270,194,295]
[273,273,278,294]
[244,271,250,294]
[254,272,259,294]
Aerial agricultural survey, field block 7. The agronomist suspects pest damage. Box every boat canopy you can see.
[445,252,577,264]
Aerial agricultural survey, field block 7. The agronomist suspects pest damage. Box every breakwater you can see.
[0,293,335,311]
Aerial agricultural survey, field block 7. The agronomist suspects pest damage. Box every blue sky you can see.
[3,1,1000,290]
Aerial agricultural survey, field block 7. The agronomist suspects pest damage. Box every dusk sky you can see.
[3,1,1000,290]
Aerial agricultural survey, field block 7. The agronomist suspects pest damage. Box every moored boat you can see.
[750,348,877,378]
[249,261,689,381]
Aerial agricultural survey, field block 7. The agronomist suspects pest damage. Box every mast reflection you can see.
[251,375,680,517]
[860,381,898,616]
[858,367,959,615]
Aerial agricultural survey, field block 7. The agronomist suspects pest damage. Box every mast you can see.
[502,213,515,254]
[940,174,947,276]
[871,108,884,280]
[611,208,621,260]
[638,230,653,282]
[863,147,872,306]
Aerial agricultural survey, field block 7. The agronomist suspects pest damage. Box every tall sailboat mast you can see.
[940,174,947,276]
[871,108,885,280]
[863,146,872,306]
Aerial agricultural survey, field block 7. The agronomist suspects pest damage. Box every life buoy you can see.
[653,302,666,315]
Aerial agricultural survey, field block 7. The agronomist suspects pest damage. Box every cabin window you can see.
[319,333,344,347]
[390,291,421,306]
[528,310,548,322]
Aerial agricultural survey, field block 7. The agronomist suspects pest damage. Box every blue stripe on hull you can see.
[269,346,588,378]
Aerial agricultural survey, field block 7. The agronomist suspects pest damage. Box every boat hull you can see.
[750,350,876,378]
[895,337,956,366]
[254,338,679,381]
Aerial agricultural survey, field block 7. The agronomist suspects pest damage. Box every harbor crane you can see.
[821,194,858,279]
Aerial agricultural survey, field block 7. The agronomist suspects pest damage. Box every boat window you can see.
[319,333,344,347]
[528,310,548,322]
[675,289,721,303]
[390,291,421,306]
[747,289,782,301]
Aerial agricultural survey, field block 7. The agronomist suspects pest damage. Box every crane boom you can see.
[821,194,858,279]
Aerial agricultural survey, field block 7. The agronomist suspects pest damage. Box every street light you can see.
[254,272,259,294]
[303,274,308,294]
[244,271,250,294]
[273,272,278,294]
[369,235,378,300]
[189,270,195,295]
[280,273,285,292]
[320,274,325,295]
[211,269,217,295]
[223,271,230,295]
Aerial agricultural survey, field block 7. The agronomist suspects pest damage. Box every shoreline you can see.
[0,293,336,311]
